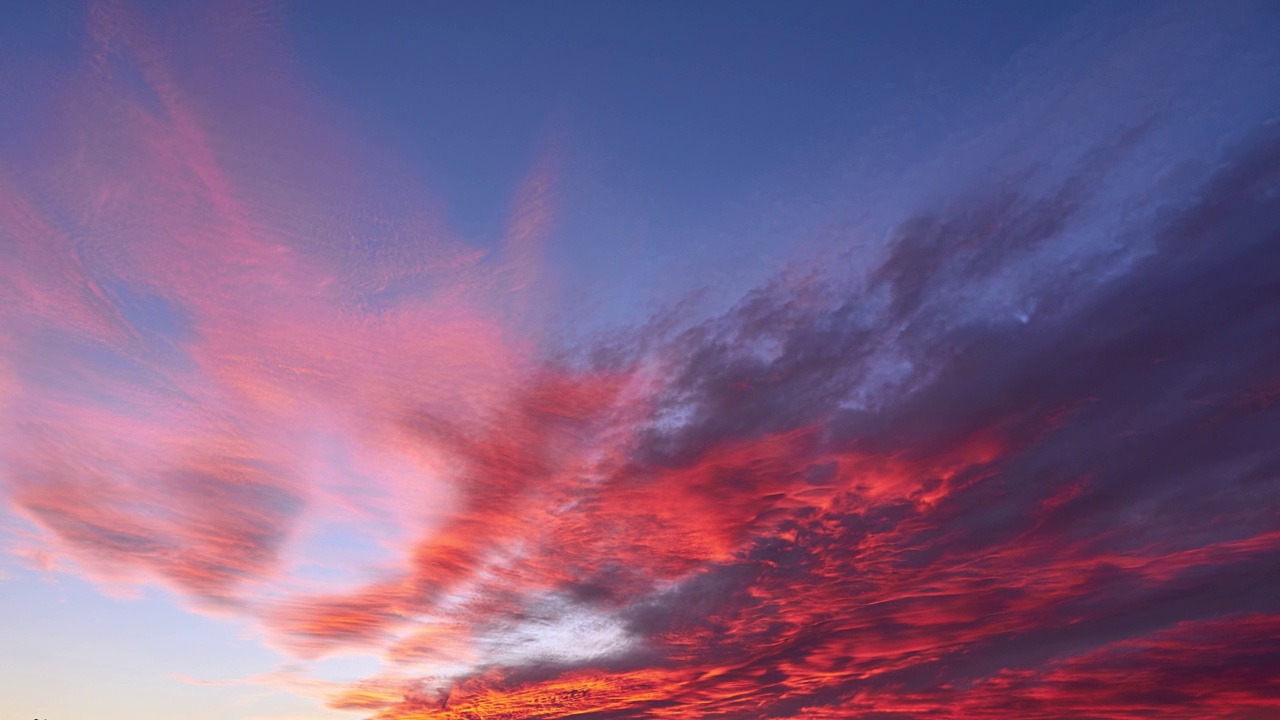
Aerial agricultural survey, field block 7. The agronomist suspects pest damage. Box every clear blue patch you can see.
[103,279,194,346]
[108,53,168,121]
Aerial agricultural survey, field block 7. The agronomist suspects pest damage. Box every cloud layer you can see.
[1,2,1278,719]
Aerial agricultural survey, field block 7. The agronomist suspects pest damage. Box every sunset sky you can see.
[2,1,1279,719]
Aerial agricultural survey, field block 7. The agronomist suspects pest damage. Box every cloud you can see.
[1,1,1278,718]
[335,121,1280,719]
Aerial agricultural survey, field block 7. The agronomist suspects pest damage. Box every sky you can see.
[1,1,1279,719]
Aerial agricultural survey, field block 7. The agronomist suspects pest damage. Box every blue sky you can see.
[285,1,1074,234]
